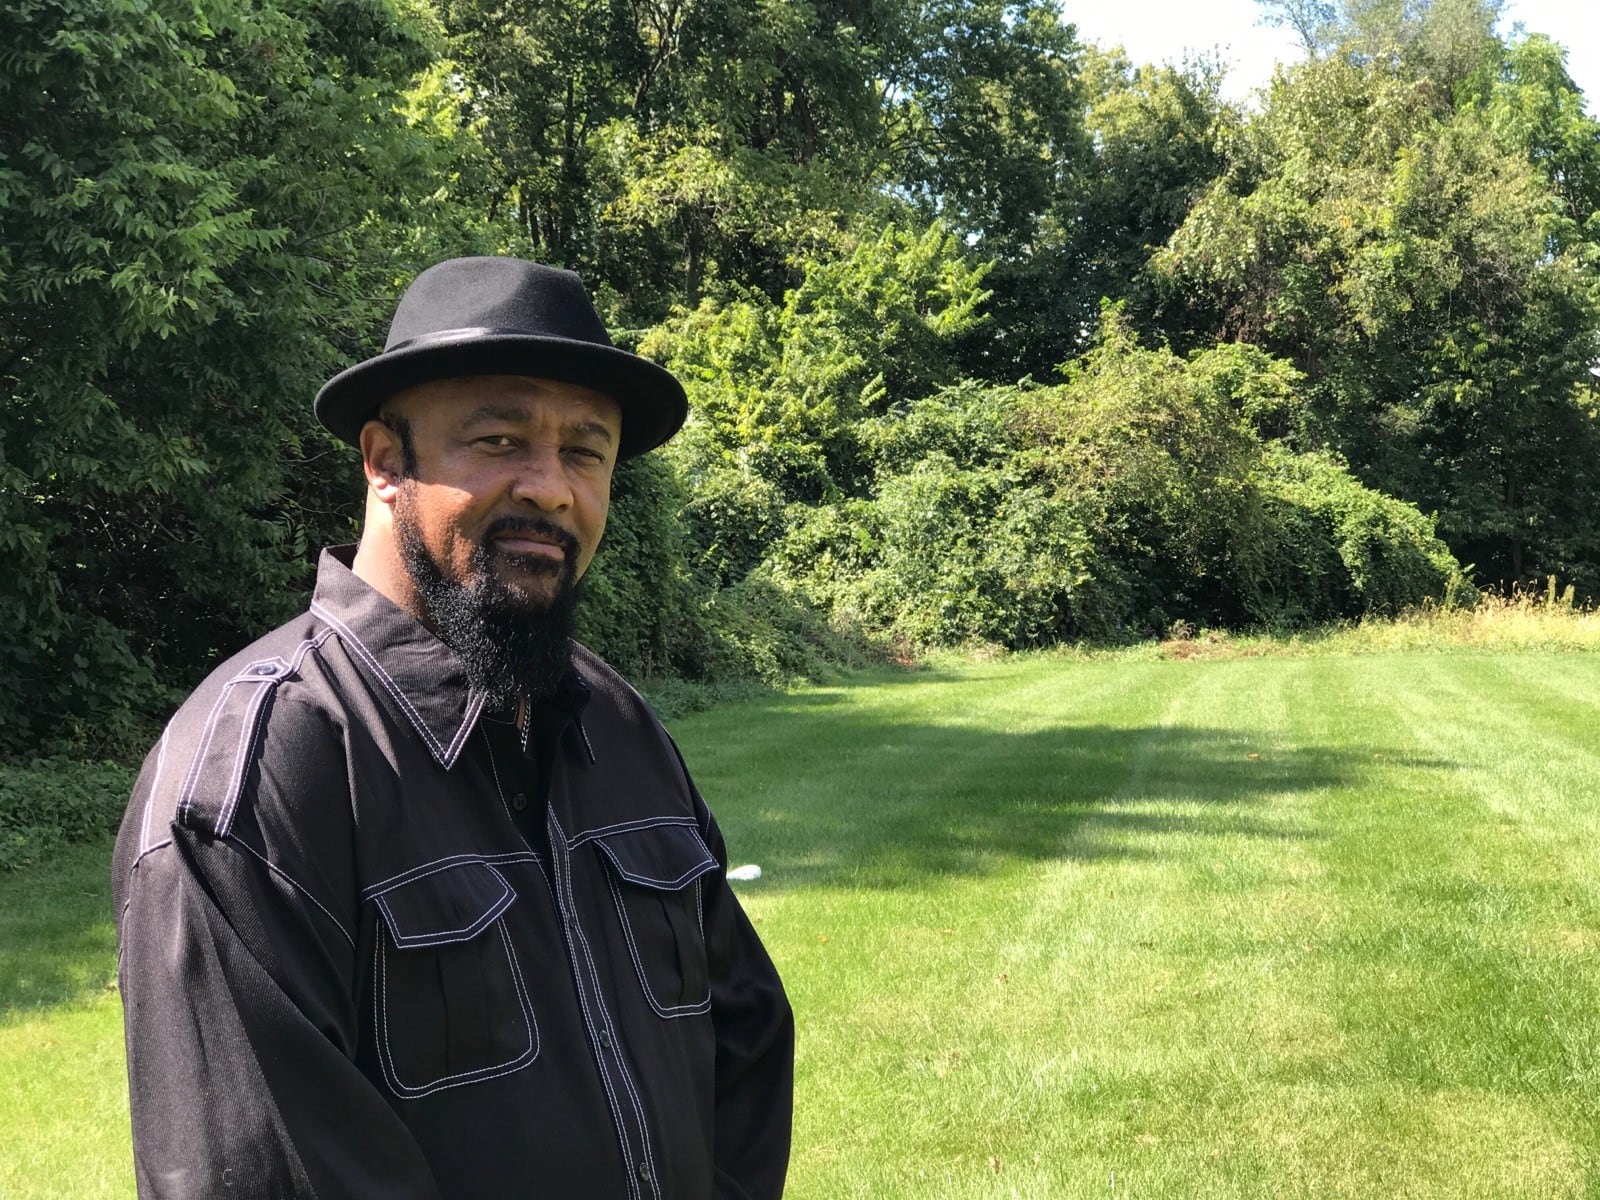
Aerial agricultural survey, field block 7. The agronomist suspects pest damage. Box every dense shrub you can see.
[678,464,791,588]
[0,0,488,757]
[642,223,991,489]
[1257,450,1469,618]
[768,321,1468,648]
[773,461,1124,645]
[0,758,136,870]
[580,454,888,687]
[575,453,704,680]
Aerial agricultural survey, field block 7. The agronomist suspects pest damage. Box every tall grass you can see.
[1119,583,1600,662]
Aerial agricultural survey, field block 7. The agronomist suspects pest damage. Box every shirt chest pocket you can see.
[590,823,719,1018]
[368,861,539,1098]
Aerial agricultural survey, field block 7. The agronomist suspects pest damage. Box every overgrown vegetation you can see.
[4,0,1598,758]
[1137,579,1600,659]
[0,759,136,871]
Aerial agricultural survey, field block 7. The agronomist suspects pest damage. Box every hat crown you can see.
[315,255,687,459]
[384,257,613,352]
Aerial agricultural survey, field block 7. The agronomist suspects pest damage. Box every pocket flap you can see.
[592,822,718,892]
[371,861,515,949]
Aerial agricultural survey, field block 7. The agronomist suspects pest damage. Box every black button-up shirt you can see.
[111,548,793,1199]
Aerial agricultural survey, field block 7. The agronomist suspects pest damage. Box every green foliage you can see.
[0,0,493,755]
[772,316,1465,647]
[1255,448,1469,620]
[970,47,1236,379]
[437,0,899,318]
[888,0,1086,247]
[1156,20,1600,594]
[0,758,135,870]
[577,453,887,689]
[679,465,790,588]
[574,453,702,679]
[5,0,1597,760]
[647,221,991,483]
[1260,0,1504,88]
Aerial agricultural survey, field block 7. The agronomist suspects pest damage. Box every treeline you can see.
[3,0,1597,755]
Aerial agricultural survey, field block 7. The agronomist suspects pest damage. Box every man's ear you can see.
[359,418,406,505]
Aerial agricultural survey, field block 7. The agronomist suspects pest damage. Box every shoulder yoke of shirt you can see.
[141,545,660,846]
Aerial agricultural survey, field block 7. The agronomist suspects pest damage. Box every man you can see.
[111,257,794,1199]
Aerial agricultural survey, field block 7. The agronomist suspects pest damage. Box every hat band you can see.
[384,326,537,355]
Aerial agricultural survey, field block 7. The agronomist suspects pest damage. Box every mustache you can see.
[482,515,581,563]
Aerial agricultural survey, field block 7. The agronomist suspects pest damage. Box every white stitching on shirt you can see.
[129,837,173,873]
[547,808,642,1199]
[175,683,235,825]
[139,728,170,855]
[228,836,357,950]
[212,679,277,838]
[203,629,340,838]
[310,600,482,769]
[592,837,718,891]
[374,921,539,1099]
[565,815,700,849]
[363,852,541,899]
[551,810,660,1200]
[603,869,712,1019]
[373,866,516,948]
[450,691,488,766]
[570,875,663,1200]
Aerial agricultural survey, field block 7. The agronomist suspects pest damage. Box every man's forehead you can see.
[388,375,622,429]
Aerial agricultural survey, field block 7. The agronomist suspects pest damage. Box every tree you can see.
[0,0,484,753]
[1155,21,1600,592]
[771,312,1465,646]
[434,0,900,322]
[1259,0,1504,89]
[963,47,1234,381]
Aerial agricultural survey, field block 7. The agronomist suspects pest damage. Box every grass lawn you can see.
[5,648,1600,1196]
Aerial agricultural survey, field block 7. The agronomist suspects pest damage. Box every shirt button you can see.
[510,792,528,811]
[598,1029,612,1049]
[636,1164,652,1182]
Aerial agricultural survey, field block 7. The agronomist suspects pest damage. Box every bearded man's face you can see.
[370,375,621,706]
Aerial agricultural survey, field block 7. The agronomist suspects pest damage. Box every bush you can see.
[772,454,1129,648]
[576,453,704,680]
[678,464,790,588]
[580,453,888,688]
[768,319,1468,648]
[695,570,890,685]
[1257,450,1469,617]
[0,758,136,871]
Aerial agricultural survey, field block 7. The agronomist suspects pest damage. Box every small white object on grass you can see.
[727,864,763,882]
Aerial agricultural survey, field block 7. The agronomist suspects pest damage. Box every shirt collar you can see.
[308,546,486,769]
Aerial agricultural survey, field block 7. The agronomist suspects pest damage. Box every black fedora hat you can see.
[315,257,688,460]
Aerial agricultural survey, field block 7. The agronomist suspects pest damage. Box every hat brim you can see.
[314,333,688,461]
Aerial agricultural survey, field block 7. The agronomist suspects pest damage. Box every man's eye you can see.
[477,435,517,449]
[566,446,606,463]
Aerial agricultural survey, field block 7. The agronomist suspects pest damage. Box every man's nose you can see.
[510,444,574,511]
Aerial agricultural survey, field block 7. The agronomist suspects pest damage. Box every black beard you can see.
[395,493,581,709]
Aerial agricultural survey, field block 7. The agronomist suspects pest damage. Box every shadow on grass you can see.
[690,713,1458,890]
[2,686,1460,1013]
[0,838,119,1019]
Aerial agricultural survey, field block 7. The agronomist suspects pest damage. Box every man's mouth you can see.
[493,534,565,559]
[483,517,578,568]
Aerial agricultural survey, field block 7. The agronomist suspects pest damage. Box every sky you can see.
[1064,0,1597,111]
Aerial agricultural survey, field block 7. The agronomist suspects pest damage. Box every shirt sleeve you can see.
[113,702,445,1200]
[691,783,796,1200]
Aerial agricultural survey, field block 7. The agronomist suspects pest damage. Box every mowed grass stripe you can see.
[678,653,1600,1198]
